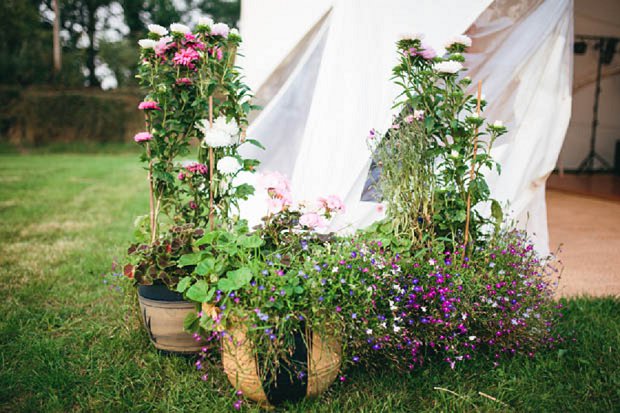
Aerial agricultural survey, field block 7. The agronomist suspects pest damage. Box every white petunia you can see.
[211,22,230,37]
[138,39,157,49]
[216,156,242,175]
[198,17,214,27]
[445,34,472,49]
[170,23,191,34]
[434,60,463,74]
[147,24,168,36]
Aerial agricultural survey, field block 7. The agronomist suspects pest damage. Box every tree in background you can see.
[0,0,241,88]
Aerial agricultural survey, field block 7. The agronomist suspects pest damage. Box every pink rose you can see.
[133,132,152,142]
[299,212,325,229]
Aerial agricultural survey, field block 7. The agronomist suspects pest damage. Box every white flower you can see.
[198,17,214,27]
[393,325,402,333]
[379,322,387,329]
[138,39,157,49]
[421,306,427,312]
[389,300,397,311]
[450,149,459,159]
[147,24,168,36]
[170,23,191,34]
[216,156,242,175]
[469,335,477,341]
[196,116,239,148]
[229,28,240,37]
[211,22,230,37]
[331,267,339,273]
[445,34,472,49]
[366,329,373,335]
[213,116,239,136]
[434,60,463,74]
[493,120,503,127]
[428,258,436,266]
[400,33,424,41]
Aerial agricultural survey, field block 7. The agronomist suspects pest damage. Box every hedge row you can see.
[1,86,144,146]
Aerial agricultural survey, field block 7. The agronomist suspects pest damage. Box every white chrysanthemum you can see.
[138,39,157,49]
[196,116,239,148]
[198,17,214,27]
[211,22,230,37]
[147,24,168,36]
[217,156,242,174]
[170,23,190,34]
[213,116,239,137]
[400,33,424,41]
[434,60,463,74]
[445,34,472,49]
[493,120,503,127]
[229,28,240,37]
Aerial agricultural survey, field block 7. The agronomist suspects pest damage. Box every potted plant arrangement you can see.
[122,18,260,354]
[117,27,563,410]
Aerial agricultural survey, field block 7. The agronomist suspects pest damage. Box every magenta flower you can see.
[209,46,223,61]
[133,132,152,142]
[138,101,161,110]
[176,77,192,85]
[173,47,200,67]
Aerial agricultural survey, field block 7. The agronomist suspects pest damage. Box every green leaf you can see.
[235,183,255,199]
[294,285,304,295]
[245,139,265,150]
[195,231,219,246]
[178,252,202,267]
[238,234,264,249]
[185,280,211,302]
[176,276,192,293]
[184,311,200,331]
[218,267,253,292]
[195,258,216,276]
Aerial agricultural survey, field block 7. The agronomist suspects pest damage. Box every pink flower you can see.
[267,197,286,214]
[259,171,291,196]
[405,114,414,124]
[319,195,345,213]
[155,36,175,57]
[133,132,152,142]
[414,109,425,121]
[407,47,417,56]
[210,47,223,61]
[299,212,326,229]
[176,77,192,85]
[420,44,436,59]
[376,204,385,213]
[178,172,185,180]
[138,101,161,110]
[173,47,200,67]
[185,162,208,175]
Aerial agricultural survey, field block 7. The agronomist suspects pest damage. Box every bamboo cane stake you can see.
[462,81,482,258]
[144,110,156,243]
[208,95,215,230]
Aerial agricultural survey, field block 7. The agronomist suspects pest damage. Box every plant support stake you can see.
[209,95,215,230]
[463,80,482,258]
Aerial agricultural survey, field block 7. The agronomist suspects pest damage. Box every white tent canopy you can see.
[237,0,573,255]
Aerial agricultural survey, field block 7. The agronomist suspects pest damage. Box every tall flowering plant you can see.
[370,34,507,251]
[134,20,260,242]
[124,20,261,289]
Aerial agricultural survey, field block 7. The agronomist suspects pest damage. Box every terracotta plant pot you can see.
[221,322,341,408]
[137,284,205,354]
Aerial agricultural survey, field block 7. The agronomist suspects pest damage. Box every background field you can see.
[0,154,618,412]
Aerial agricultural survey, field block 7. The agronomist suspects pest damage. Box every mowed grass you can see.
[0,153,619,412]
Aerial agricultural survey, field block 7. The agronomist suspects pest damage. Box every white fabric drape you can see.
[238,0,573,255]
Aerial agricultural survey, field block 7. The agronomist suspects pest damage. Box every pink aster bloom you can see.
[420,44,437,59]
[176,77,192,85]
[173,47,200,67]
[405,114,415,124]
[209,46,223,61]
[133,132,152,142]
[138,101,161,110]
[299,212,326,229]
[185,162,208,175]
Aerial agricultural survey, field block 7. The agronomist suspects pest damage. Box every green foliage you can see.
[371,36,508,251]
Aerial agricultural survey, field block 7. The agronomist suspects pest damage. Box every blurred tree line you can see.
[0,0,240,88]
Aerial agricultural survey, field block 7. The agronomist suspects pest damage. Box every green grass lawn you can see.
[0,153,619,412]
